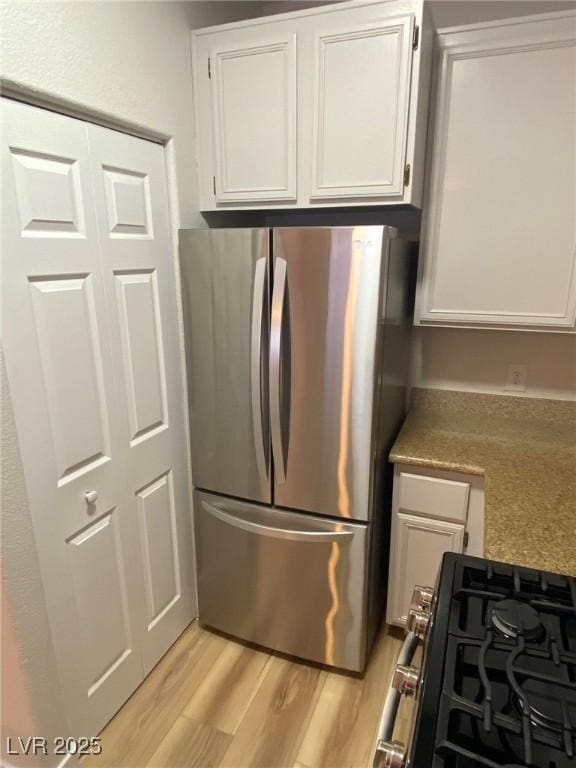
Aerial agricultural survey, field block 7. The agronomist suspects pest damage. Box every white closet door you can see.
[1,98,145,735]
[86,124,195,674]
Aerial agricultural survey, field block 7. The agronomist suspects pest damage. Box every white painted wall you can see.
[2,4,574,760]
[0,2,264,762]
[0,0,264,227]
[429,0,576,28]
[261,0,576,27]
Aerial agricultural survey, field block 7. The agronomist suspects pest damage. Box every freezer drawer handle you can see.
[270,256,288,484]
[202,500,354,543]
[250,256,268,488]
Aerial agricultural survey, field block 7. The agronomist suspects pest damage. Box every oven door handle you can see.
[372,631,419,767]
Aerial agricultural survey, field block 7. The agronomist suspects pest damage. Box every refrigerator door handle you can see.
[202,500,354,543]
[250,256,268,487]
[270,256,288,484]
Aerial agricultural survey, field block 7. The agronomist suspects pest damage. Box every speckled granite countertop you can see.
[390,389,576,576]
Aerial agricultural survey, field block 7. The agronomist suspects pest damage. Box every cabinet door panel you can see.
[211,30,297,203]
[418,17,576,329]
[310,15,414,199]
[387,513,464,626]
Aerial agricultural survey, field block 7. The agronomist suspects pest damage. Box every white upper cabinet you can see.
[309,13,414,200]
[209,22,297,203]
[416,12,576,331]
[192,0,431,210]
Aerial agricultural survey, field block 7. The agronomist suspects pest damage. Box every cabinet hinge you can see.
[403,163,411,187]
[213,176,216,195]
[412,25,419,51]
[208,57,211,79]
[463,531,469,549]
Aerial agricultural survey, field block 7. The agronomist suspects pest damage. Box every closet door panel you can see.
[87,124,195,673]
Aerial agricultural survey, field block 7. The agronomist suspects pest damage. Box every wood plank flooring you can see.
[83,620,414,768]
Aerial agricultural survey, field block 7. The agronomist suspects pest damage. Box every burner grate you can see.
[432,558,576,767]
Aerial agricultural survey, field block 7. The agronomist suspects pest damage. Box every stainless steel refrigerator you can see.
[180,226,414,672]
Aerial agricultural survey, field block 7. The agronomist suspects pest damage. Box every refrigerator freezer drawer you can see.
[195,490,369,672]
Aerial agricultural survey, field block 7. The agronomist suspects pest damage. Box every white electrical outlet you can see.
[505,363,528,392]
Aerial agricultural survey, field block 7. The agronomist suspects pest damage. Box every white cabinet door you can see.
[417,14,576,330]
[1,98,145,735]
[86,124,195,674]
[209,24,297,203]
[192,1,430,211]
[309,14,414,200]
[387,513,464,626]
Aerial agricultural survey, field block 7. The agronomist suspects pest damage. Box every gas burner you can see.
[491,599,543,641]
[516,676,576,733]
[410,554,576,768]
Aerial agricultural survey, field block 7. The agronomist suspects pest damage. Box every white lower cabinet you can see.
[2,98,194,736]
[387,464,484,626]
[389,513,465,626]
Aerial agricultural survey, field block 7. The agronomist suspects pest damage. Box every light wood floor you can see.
[83,620,415,768]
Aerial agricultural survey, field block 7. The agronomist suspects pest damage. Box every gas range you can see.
[374,553,576,767]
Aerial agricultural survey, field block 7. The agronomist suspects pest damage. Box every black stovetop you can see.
[410,553,576,767]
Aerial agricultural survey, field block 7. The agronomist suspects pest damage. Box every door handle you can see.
[202,500,354,543]
[270,257,287,484]
[250,257,268,488]
[84,490,98,504]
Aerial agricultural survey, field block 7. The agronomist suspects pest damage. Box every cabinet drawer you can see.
[398,471,470,522]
